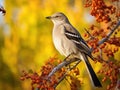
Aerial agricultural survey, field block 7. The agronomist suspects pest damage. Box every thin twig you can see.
[84,28,95,39]
[53,72,66,88]
[48,57,80,78]
[99,48,103,59]
[98,20,120,45]
[53,60,81,88]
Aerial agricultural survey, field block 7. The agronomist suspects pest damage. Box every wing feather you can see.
[63,25,93,59]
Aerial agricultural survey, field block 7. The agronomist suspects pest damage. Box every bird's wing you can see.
[63,24,92,58]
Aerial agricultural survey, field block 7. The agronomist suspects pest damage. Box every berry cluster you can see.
[98,61,120,90]
[84,22,120,90]
[84,0,117,22]
[20,57,81,90]
[84,23,120,90]
[108,37,120,46]
[84,0,120,89]
[21,57,63,90]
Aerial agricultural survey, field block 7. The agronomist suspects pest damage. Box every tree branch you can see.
[53,60,81,88]
[91,20,120,52]
[98,20,120,45]
[84,28,95,39]
[48,57,80,78]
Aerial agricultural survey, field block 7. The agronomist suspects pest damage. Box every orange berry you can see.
[107,85,110,90]
[102,77,107,82]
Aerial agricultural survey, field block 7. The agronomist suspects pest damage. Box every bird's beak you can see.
[46,16,51,19]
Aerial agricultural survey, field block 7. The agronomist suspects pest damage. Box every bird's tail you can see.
[80,53,102,87]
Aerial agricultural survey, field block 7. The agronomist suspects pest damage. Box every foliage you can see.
[0,0,120,90]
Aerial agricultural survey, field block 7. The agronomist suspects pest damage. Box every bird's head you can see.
[46,12,69,25]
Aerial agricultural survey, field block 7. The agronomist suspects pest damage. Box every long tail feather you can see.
[81,53,102,87]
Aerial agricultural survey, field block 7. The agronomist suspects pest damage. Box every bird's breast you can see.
[52,25,78,56]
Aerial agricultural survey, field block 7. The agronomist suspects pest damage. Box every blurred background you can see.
[0,0,117,90]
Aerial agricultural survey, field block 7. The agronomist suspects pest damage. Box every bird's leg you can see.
[64,53,80,69]
[63,53,76,61]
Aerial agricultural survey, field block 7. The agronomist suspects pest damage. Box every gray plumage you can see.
[46,12,102,87]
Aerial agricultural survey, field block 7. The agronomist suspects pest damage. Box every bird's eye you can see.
[55,16,59,18]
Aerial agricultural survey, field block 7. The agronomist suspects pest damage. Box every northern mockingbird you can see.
[46,12,102,87]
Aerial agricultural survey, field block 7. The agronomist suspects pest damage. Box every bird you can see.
[46,12,102,87]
